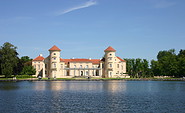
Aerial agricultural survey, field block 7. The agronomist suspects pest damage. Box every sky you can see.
[0,0,185,61]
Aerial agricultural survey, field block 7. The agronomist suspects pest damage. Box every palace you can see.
[32,45,129,78]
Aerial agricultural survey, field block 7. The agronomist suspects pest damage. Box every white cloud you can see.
[55,0,97,16]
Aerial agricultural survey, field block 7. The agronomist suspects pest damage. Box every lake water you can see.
[0,80,185,113]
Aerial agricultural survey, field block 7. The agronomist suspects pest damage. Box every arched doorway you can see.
[81,71,83,76]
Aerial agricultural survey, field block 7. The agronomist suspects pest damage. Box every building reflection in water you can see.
[103,80,127,94]
[33,81,47,91]
[33,81,127,93]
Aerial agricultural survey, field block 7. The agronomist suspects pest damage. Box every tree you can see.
[17,56,32,75]
[151,60,161,76]
[20,65,36,75]
[142,59,150,77]
[156,49,178,76]
[177,49,185,77]
[0,42,19,77]
[125,58,151,78]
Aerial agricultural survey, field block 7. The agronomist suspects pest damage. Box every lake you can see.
[0,80,185,113]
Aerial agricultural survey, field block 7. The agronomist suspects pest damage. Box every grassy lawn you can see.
[0,75,184,81]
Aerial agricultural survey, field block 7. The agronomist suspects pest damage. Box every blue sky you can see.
[0,0,185,60]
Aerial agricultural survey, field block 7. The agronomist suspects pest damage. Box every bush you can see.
[16,75,36,78]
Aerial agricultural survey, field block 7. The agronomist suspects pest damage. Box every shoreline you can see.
[0,78,185,82]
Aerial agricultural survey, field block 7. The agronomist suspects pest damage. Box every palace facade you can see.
[32,45,129,78]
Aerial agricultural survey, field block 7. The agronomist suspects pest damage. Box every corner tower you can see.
[48,45,61,78]
[103,46,116,78]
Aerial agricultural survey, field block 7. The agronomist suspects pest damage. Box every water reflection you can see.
[103,80,127,94]
[0,81,185,113]
[0,82,19,90]
[32,81,127,93]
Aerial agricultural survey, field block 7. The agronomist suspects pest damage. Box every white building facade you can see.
[32,45,129,78]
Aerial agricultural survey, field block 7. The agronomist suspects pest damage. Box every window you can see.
[109,57,112,60]
[38,65,40,70]
[86,71,89,76]
[80,65,82,68]
[122,65,123,70]
[53,57,56,60]
[109,54,112,56]
[86,65,88,68]
[117,64,119,68]
[54,53,56,55]
[109,72,112,76]
[74,65,76,68]
[110,64,112,68]
[34,65,36,68]
[61,64,63,69]
[54,63,56,68]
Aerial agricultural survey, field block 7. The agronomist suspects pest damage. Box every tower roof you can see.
[33,55,45,61]
[49,45,61,51]
[104,46,116,52]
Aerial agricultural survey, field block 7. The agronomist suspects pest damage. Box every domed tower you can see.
[48,45,61,78]
[103,46,116,78]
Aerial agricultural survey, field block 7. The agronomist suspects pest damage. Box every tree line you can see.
[0,42,36,78]
[0,42,185,78]
[125,49,185,78]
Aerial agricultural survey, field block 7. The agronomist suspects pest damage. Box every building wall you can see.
[32,61,44,77]
[32,47,128,78]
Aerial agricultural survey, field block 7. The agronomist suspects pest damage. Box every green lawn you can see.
[0,75,184,81]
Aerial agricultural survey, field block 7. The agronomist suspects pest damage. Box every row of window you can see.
[34,65,41,70]
[109,63,123,69]
[109,71,124,76]
[51,64,98,69]
[108,57,118,61]
[33,62,40,63]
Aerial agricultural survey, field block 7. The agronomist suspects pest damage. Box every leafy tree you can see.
[177,49,185,77]
[150,60,161,76]
[0,42,19,77]
[125,58,151,78]
[142,59,150,77]
[156,49,178,76]
[20,65,36,75]
[17,56,32,75]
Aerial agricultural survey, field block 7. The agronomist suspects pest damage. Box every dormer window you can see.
[109,54,112,56]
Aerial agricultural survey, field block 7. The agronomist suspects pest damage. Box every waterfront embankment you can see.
[0,78,185,81]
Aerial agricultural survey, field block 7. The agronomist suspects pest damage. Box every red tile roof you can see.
[91,59,100,64]
[117,57,125,62]
[60,58,101,64]
[60,58,66,62]
[49,45,61,51]
[104,46,116,52]
[33,56,44,61]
